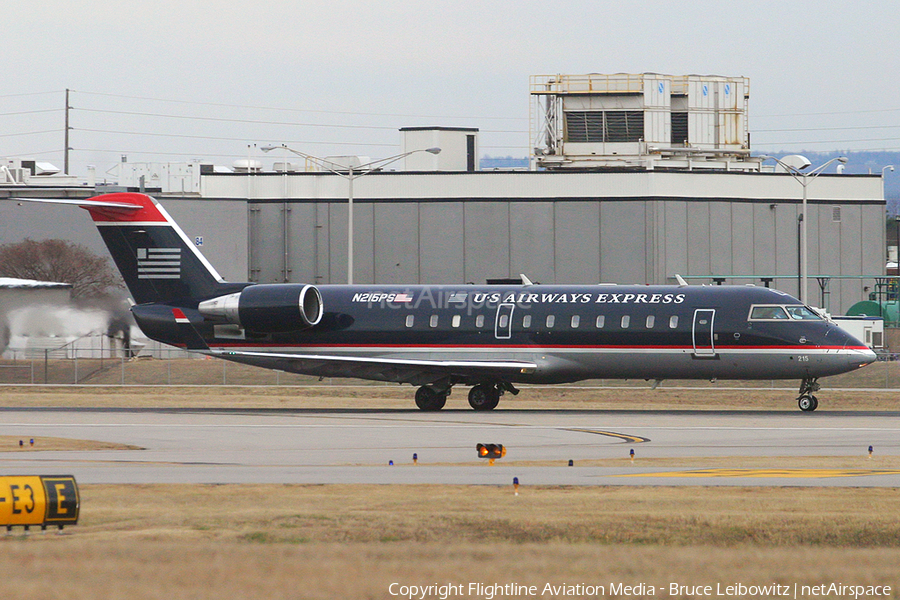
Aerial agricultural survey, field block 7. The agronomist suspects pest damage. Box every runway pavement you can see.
[1,407,900,486]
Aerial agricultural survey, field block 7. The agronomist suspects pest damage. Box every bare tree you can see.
[0,238,123,298]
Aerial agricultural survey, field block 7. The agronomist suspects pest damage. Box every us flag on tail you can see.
[137,247,182,279]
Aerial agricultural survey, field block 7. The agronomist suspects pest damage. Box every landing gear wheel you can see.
[415,386,447,411]
[468,384,500,411]
[798,394,818,412]
[797,377,821,412]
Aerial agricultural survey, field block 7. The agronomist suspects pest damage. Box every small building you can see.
[0,278,72,353]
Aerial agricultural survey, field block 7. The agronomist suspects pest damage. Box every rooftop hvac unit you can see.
[232,159,263,173]
[34,162,61,175]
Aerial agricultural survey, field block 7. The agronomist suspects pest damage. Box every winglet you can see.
[674,274,689,287]
[519,273,534,286]
[172,308,211,351]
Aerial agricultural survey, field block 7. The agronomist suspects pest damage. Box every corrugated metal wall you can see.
[201,170,885,314]
[0,171,882,316]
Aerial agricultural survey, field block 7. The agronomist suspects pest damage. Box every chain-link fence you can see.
[2,334,899,388]
[0,351,334,386]
[0,335,329,386]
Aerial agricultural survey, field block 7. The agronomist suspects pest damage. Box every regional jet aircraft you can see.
[20,192,876,411]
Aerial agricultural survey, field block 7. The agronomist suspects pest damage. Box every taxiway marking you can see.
[619,468,900,479]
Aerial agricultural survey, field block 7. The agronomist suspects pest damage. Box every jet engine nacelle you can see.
[198,284,323,333]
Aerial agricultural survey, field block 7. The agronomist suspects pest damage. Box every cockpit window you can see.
[749,304,823,321]
[785,305,822,320]
[749,305,790,320]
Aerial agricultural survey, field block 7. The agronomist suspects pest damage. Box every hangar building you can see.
[0,73,886,315]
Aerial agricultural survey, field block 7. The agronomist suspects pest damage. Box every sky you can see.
[2,0,899,178]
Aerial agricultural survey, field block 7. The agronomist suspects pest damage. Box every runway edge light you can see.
[513,477,519,496]
[0,475,79,533]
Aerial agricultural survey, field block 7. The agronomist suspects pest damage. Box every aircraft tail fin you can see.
[25,193,232,305]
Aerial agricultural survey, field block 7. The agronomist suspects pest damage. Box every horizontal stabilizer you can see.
[11,197,143,212]
[172,309,211,352]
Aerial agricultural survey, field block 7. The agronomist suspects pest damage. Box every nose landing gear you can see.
[797,378,820,412]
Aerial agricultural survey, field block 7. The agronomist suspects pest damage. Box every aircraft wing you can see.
[210,348,537,387]
[172,308,536,385]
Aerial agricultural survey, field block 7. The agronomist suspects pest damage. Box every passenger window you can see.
[571,315,580,328]
[595,315,605,328]
[645,316,655,328]
[522,315,532,328]
[475,315,485,328]
[546,315,556,328]
[669,315,678,329]
[452,314,461,328]
[429,315,439,328]
[498,314,509,329]
[621,315,630,328]
[405,315,414,328]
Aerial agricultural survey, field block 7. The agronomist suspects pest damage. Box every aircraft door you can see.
[692,309,716,357]
[495,303,515,340]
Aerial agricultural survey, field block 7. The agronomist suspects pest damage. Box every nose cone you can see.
[836,327,877,369]
[850,346,878,370]
[826,323,877,371]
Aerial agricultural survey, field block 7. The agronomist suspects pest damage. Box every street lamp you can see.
[260,145,441,284]
[759,154,848,305]
[883,165,895,200]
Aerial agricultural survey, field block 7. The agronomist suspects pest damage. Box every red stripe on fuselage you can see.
[207,342,868,351]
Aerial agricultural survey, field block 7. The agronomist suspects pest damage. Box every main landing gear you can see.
[797,377,820,412]
[467,383,501,411]
[467,382,520,411]
[415,385,448,411]
[414,382,519,411]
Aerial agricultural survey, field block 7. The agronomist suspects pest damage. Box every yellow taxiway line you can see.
[619,468,900,478]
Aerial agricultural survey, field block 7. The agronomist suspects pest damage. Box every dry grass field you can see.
[2,366,900,598]
[0,485,899,599]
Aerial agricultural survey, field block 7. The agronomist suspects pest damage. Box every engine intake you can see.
[198,284,323,333]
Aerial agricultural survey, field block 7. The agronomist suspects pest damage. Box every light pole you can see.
[260,145,441,284]
[883,165,895,203]
[759,155,848,305]
[886,166,896,269]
